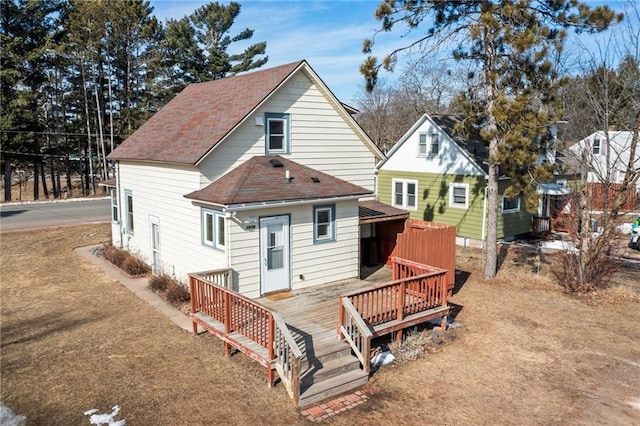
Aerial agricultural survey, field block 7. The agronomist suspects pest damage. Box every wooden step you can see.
[298,369,369,407]
[301,353,362,387]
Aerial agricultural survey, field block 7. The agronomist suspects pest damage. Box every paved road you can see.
[0,198,111,232]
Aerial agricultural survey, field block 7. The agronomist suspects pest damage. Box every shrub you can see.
[148,273,190,306]
[102,244,150,276]
[149,274,169,292]
[166,280,190,304]
[103,244,127,268]
[121,255,151,276]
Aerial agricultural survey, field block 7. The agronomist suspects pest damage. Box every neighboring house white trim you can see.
[449,183,469,209]
[391,178,418,210]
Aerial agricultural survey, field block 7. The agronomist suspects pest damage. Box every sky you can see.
[149,0,407,104]
[149,0,639,105]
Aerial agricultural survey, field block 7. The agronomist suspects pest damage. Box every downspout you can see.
[481,185,488,249]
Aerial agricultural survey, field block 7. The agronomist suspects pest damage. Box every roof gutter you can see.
[223,193,371,213]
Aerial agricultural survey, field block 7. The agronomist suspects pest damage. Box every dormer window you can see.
[265,113,290,154]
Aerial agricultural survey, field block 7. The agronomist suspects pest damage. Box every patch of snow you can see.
[0,403,26,426]
[370,351,395,368]
[84,405,126,426]
[540,240,578,252]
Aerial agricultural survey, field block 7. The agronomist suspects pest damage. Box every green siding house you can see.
[376,114,532,246]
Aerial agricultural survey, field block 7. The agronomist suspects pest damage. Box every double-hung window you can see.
[418,133,427,156]
[110,188,119,223]
[124,189,134,234]
[314,204,335,243]
[392,179,418,210]
[449,183,469,209]
[592,139,601,154]
[203,209,225,250]
[502,196,520,213]
[265,113,290,154]
[430,133,440,156]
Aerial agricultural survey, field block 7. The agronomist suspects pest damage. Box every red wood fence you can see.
[390,219,457,291]
[587,183,639,211]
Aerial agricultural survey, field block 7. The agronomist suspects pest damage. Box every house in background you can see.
[106,60,389,298]
[567,130,640,210]
[375,114,534,247]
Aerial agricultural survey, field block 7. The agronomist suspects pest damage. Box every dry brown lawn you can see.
[1,224,639,425]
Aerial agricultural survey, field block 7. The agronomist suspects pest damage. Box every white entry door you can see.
[260,215,290,294]
[150,215,161,275]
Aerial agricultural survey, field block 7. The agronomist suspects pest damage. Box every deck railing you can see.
[339,297,373,374]
[191,268,231,288]
[189,271,301,401]
[338,257,449,370]
[272,311,302,404]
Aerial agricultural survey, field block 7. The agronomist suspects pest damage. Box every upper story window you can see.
[592,139,601,154]
[124,189,134,234]
[265,113,290,154]
[449,183,469,209]
[202,208,225,250]
[502,195,520,213]
[392,179,418,210]
[429,133,440,156]
[418,133,427,156]
[314,204,336,244]
[110,188,119,223]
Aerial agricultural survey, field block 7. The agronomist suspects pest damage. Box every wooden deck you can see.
[189,262,450,405]
[259,268,391,361]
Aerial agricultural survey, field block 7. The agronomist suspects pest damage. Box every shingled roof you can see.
[108,61,305,165]
[184,156,372,206]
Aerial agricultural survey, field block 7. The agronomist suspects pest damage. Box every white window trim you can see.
[392,178,418,210]
[418,133,427,157]
[202,208,226,250]
[110,188,119,223]
[592,139,601,155]
[449,183,469,209]
[429,132,440,157]
[502,195,521,213]
[313,204,336,244]
[124,189,134,234]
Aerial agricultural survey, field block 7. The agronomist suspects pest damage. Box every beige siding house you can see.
[107,61,384,297]
[376,114,533,247]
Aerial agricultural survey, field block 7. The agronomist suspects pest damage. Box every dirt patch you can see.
[2,225,639,425]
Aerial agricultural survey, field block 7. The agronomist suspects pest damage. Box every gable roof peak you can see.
[108,60,307,165]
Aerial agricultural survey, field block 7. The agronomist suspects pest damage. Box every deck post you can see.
[337,299,345,338]
[189,275,198,335]
[267,315,275,387]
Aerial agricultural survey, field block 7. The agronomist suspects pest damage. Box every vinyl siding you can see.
[229,200,360,298]
[198,72,377,191]
[116,161,228,284]
[497,180,533,238]
[378,170,533,241]
[378,170,486,239]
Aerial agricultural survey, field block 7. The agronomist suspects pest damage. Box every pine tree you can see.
[361,0,621,278]
[163,1,267,94]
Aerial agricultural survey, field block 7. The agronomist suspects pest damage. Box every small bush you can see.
[148,273,190,307]
[166,280,190,304]
[102,244,150,276]
[103,244,127,268]
[121,255,151,276]
[149,274,169,292]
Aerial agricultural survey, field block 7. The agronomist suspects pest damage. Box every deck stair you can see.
[296,334,368,407]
